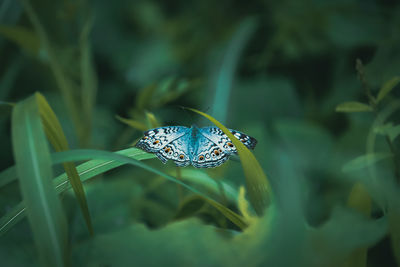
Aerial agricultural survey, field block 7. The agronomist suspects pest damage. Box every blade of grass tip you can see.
[187,108,272,216]
[209,17,257,123]
[35,92,94,235]
[12,94,67,267]
[116,115,148,131]
[0,148,156,237]
[80,16,97,145]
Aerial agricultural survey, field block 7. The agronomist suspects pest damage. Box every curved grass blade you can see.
[12,94,67,267]
[0,148,247,234]
[54,149,248,230]
[210,17,257,123]
[35,92,93,235]
[0,148,155,236]
[186,108,272,215]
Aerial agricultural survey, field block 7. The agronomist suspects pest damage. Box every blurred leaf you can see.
[80,16,98,142]
[175,168,238,203]
[373,123,400,142]
[11,94,67,267]
[210,17,257,123]
[343,183,371,267]
[238,186,256,224]
[116,115,147,131]
[342,153,392,172]
[335,102,373,112]
[0,25,40,55]
[145,111,160,128]
[309,207,387,267]
[22,0,87,145]
[376,76,400,103]
[174,196,206,220]
[36,92,93,235]
[187,108,272,215]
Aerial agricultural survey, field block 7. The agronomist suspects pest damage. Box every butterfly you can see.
[135,125,257,168]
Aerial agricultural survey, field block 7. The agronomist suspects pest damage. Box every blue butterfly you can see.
[135,125,257,168]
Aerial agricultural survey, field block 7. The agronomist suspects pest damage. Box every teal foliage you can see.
[1,0,400,266]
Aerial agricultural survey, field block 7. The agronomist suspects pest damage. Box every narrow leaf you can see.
[116,115,147,131]
[12,94,67,267]
[210,17,257,123]
[0,148,247,234]
[0,148,155,236]
[36,92,93,235]
[336,101,373,113]
[0,25,40,55]
[342,153,392,172]
[376,76,400,103]
[187,108,272,215]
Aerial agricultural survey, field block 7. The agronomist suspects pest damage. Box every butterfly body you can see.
[135,125,257,168]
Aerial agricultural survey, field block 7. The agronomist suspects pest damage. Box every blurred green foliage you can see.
[1,0,400,266]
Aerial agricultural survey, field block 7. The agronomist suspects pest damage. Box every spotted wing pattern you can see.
[191,134,229,168]
[135,126,189,153]
[199,127,257,154]
[155,136,191,167]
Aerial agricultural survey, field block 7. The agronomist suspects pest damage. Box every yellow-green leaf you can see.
[0,25,41,56]
[342,153,392,172]
[186,108,272,215]
[335,102,373,113]
[35,93,93,235]
[116,115,148,131]
[376,76,400,103]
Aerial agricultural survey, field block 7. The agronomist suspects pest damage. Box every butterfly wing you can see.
[191,133,230,168]
[199,127,257,154]
[135,126,191,166]
[135,126,190,152]
[155,135,191,167]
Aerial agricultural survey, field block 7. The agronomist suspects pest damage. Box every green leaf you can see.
[0,148,155,236]
[51,149,248,229]
[11,94,67,267]
[0,25,41,55]
[342,153,393,172]
[374,123,400,142]
[36,92,93,235]
[116,115,147,131]
[0,148,247,235]
[210,17,257,123]
[186,108,272,215]
[376,76,400,103]
[80,16,97,140]
[335,101,373,112]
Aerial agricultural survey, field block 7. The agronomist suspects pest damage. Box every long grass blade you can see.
[35,92,93,235]
[11,94,67,267]
[210,17,257,123]
[0,148,247,235]
[187,108,272,215]
[0,148,155,236]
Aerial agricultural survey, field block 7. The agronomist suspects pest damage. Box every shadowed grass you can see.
[12,94,67,267]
